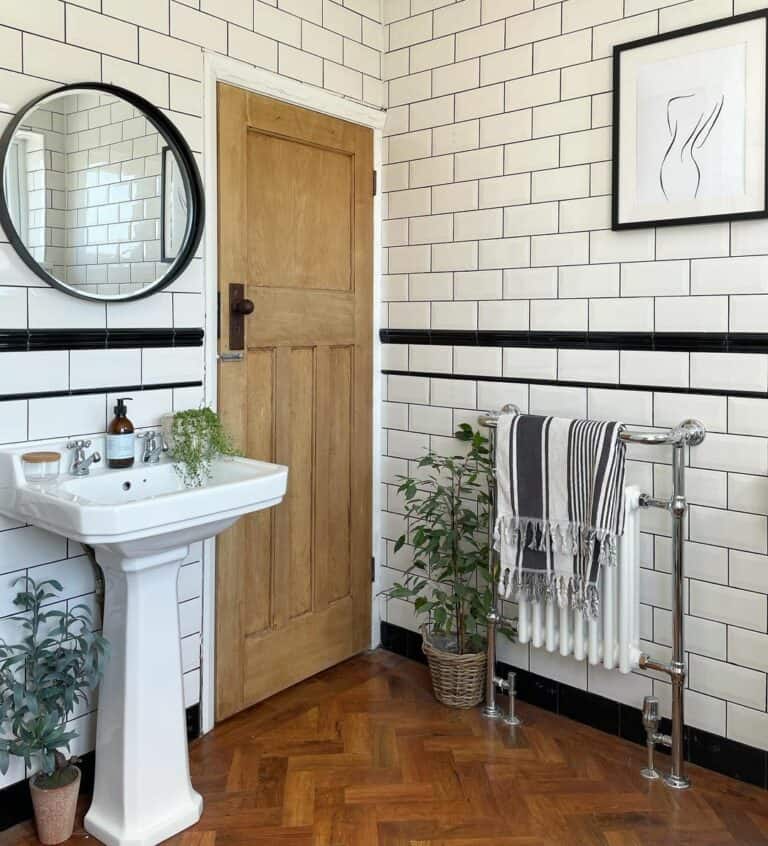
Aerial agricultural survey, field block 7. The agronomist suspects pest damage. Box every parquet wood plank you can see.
[4,651,768,846]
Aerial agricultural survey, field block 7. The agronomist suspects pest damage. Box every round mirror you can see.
[0,83,204,302]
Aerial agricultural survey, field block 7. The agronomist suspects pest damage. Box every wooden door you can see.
[215,84,373,721]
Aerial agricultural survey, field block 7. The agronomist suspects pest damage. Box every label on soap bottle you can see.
[106,433,135,461]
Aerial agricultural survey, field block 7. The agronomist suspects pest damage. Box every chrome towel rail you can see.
[480,406,706,790]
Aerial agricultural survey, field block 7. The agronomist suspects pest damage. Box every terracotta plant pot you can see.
[29,766,81,845]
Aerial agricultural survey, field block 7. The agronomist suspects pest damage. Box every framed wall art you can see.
[612,10,768,229]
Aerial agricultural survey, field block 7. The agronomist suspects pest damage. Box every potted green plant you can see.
[162,406,237,488]
[0,576,109,845]
[390,424,512,708]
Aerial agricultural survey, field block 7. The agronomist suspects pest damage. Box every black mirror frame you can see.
[0,82,205,303]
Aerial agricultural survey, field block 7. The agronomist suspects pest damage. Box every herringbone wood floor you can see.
[5,650,768,845]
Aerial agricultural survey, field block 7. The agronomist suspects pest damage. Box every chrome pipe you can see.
[482,421,502,719]
[665,438,690,789]
[619,419,705,446]
[639,655,670,676]
[479,402,521,430]
[482,413,705,450]
[482,610,502,718]
[638,495,670,511]
[503,670,522,726]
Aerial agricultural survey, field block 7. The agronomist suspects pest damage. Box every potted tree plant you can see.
[161,406,237,488]
[391,424,513,708]
[0,577,109,845]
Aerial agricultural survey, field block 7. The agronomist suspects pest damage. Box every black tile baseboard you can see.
[0,328,204,353]
[0,705,202,832]
[380,328,768,354]
[186,702,201,741]
[380,620,768,791]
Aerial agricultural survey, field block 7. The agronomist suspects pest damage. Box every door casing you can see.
[200,53,386,734]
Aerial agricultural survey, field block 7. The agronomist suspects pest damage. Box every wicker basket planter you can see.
[421,627,486,709]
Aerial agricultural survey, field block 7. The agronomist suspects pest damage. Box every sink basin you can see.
[0,451,286,554]
[0,443,288,846]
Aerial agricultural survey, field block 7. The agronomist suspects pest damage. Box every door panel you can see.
[247,132,354,291]
[315,345,354,607]
[216,84,373,720]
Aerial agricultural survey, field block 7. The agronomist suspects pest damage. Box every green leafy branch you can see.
[391,424,512,655]
[0,577,109,788]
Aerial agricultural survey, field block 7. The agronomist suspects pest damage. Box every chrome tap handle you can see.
[642,695,660,732]
[67,439,92,451]
[138,430,167,463]
[67,440,86,463]
[67,440,99,475]
[641,696,661,780]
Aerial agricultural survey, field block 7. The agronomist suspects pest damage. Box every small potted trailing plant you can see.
[390,424,513,709]
[0,577,109,845]
[162,406,237,488]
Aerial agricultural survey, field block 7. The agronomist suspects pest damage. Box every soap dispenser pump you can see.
[107,397,135,469]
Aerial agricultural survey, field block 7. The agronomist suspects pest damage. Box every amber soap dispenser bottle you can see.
[107,397,136,469]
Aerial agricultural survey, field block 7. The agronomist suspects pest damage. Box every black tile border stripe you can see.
[0,705,202,832]
[383,368,768,401]
[380,328,768,354]
[0,328,204,353]
[0,381,203,404]
[380,621,768,790]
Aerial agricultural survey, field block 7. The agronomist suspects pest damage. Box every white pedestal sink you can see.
[0,448,288,846]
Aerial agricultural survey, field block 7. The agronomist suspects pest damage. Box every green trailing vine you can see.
[170,407,238,488]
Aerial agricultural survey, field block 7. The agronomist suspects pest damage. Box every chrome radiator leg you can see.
[482,609,503,719]
[503,670,521,727]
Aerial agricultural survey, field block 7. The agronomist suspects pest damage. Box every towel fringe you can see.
[494,514,619,567]
[497,567,602,618]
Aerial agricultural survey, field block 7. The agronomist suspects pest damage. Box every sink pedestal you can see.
[84,544,203,846]
[0,449,288,845]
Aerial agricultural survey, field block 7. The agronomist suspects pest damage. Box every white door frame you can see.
[200,51,386,734]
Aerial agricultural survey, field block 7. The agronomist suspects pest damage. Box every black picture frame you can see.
[612,9,768,230]
[0,82,205,302]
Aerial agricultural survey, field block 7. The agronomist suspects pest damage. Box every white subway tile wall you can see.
[0,0,383,790]
[379,0,768,752]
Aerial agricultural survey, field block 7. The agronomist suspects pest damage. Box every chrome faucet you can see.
[67,440,102,476]
[138,430,167,464]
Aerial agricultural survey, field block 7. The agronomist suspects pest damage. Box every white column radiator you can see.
[513,486,642,674]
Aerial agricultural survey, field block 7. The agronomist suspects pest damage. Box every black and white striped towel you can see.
[495,412,627,617]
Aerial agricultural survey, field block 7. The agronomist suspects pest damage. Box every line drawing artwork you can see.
[634,41,746,209]
[621,20,764,226]
[659,92,725,201]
